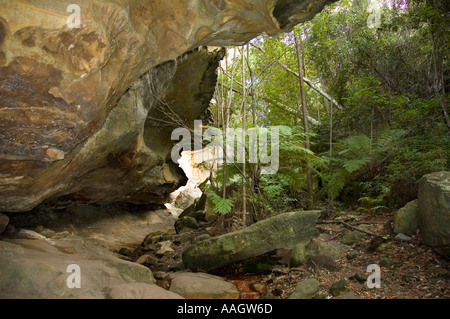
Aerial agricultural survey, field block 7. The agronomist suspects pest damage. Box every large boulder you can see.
[182,211,321,271]
[418,171,450,256]
[393,199,419,236]
[169,272,239,299]
[0,0,335,213]
[0,238,155,298]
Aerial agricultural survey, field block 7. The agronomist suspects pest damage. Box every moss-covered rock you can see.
[288,278,320,299]
[393,199,419,236]
[418,171,450,256]
[182,211,321,271]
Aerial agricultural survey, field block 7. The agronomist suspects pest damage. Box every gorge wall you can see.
[0,0,334,212]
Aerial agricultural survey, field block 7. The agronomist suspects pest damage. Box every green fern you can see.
[208,192,234,215]
[325,168,348,199]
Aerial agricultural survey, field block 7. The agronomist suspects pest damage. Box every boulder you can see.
[418,171,450,256]
[393,199,419,236]
[0,238,155,298]
[169,272,239,299]
[340,230,368,245]
[330,279,349,297]
[288,278,319,299]
[182,211,321,271]
[305,240,350,260]
[290,240,310,267]
[175,216,199,234]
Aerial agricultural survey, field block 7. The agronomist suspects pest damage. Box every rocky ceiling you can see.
[0,0,335,212]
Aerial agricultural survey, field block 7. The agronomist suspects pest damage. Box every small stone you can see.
[156,241,174,255]
[380,257,395,268]
[375,242,392,252]
[350,273,368,283]
[35,225,44,233]
[0,213,10,234]
[52,230,71,239]
[330,279,349,297]
[250,283,265,293]
[17,229,46,240]
[394,233,412,242]
[40,228,56,238]
[154,271,168,280]
[340,230,368,245]
[347,250,360,260]
[288,278,319,299]
[136,254,159,266]
[305,240,350,260]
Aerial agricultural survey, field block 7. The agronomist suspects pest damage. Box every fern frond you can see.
[208,192,234,215]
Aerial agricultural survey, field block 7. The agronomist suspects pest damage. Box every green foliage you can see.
[357,197,388,214]
[210,0,449,214]
[322,128,409,202]
[208,192,234,215]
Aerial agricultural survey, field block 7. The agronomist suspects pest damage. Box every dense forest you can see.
[203,0,449,227]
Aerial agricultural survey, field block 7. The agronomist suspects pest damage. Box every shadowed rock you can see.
[0,0,335,212]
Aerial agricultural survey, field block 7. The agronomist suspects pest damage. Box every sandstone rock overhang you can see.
[0,0,335,212]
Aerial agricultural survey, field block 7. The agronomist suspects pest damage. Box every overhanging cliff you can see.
[0,0,334,212]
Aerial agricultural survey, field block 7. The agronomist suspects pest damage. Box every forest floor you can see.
[149,210,450,299]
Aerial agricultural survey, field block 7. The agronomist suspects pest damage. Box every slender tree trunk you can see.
[329,100,333,157]
[241,46,247,225]
[246,45,259,197]
[295,33,313,202]
[223,48,238,198]
[428,0,450,129]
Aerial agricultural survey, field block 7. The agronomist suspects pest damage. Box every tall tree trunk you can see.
[246,45,260,196]
[294,33,313,202]
[241,46,247,225]
[427,0,450,129]
[223,48,238,198]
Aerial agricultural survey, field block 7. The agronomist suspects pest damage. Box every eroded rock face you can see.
[0,0,334,212]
